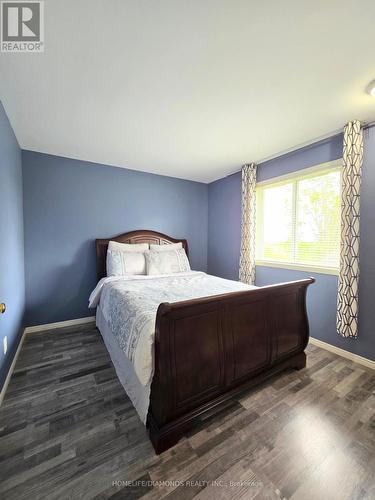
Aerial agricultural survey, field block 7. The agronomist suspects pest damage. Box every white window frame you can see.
[256,159,342,276]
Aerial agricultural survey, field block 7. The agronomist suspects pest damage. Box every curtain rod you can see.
[224,120,375,179]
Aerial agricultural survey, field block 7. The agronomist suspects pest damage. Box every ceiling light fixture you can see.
[366,80,375,97]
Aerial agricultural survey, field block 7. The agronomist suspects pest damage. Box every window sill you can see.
[255,260,339,276]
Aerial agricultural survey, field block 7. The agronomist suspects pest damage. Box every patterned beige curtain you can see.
[337,120,363,338]
[239,163,257,285]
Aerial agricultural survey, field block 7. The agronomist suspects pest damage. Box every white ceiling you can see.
[1,0,375,183]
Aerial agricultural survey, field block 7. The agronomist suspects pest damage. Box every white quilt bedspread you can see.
[89,271,255,386]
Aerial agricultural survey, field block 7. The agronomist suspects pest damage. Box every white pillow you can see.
[145,248,190,275]
[149,242,183,252]
[108,241,149,252]
[106,241,149,276]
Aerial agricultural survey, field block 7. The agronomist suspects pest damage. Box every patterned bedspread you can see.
[89,271,255,386]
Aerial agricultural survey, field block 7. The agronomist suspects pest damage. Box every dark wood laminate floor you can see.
[0,324,375,500]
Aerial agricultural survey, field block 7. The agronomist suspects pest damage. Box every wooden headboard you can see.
[95,229,189,280]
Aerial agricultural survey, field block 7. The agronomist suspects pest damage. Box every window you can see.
[256,161,341,274]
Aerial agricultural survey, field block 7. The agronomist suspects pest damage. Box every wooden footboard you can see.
[148,277,315,453]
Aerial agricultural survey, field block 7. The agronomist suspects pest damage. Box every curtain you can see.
[337,120,363,338]
[239,163,257,285]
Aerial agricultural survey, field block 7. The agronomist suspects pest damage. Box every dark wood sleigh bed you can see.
[96,230,315,454]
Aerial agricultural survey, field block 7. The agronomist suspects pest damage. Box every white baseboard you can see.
[0,328,27,406]
[24,316,95,334]
[309,337,375,370]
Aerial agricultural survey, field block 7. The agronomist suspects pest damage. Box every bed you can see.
[92,229,314,454]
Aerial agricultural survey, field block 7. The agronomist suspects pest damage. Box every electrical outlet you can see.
[3,336,7,355]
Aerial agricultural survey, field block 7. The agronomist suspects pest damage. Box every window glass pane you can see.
[295,171,340,267]
[262,183,293,262]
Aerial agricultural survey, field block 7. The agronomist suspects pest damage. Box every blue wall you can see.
[0,103,25,389]
[22,151,208,326]
[208,171,242,281]
[208,133,375,361]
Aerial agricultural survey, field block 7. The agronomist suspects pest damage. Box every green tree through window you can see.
[256,165,341,270]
